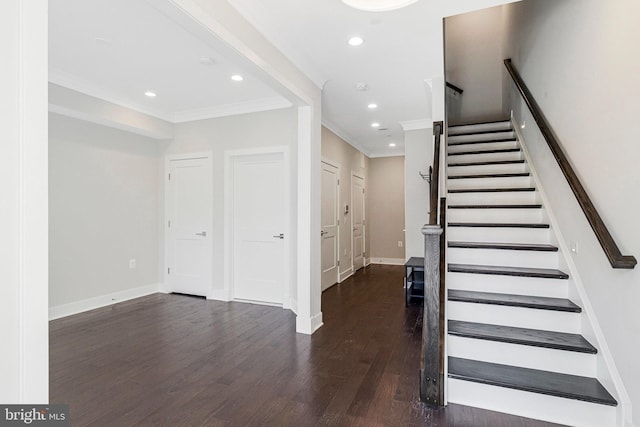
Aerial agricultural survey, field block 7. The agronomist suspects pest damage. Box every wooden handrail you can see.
[504,59,636,269]
[429,121,444,225]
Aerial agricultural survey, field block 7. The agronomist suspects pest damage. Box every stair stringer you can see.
[511,116,631,427]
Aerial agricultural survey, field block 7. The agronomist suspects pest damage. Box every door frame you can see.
[351,172,366,271]
[224,146,291,308]
[164,151,214,297]
[321,158,341,289]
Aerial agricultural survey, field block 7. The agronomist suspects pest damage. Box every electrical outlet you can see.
[129,259,136,269]
[398,241,403,248]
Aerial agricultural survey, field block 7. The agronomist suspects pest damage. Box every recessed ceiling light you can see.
[144,91,156,98]
[371,122,380,128]
[342,0,419,12]
[231,74,244,82]
[348,36,364,46]
[389,143,397,147]
[368,103,378,110]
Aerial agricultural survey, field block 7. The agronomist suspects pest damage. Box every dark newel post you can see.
[420,224,443,407]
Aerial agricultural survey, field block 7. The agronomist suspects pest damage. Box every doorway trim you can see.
[224,146,291,308]
[351,172,366,272]
[321,158,341,290]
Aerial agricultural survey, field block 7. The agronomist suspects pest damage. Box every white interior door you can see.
[166,155,213,297]
[352,174,365,271]
[232,152,287,304]
[321,162,339,291]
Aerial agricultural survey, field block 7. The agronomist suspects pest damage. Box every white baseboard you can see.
[339,267,354,282]
[207,288,231,302]
[49,283,161,320]
[310,312,323,333]
[370,257,405,266]
[364,257,371,267]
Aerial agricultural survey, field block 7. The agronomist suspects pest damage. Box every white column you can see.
[0,0,49,403]
[296,106,323,334]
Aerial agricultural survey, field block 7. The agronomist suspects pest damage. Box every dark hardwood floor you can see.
[50,264,563,426]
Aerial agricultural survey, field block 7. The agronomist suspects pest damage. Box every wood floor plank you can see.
[50,265,563,426]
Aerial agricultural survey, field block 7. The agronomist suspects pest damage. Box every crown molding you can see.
[50,67,293,125]
[321,118,370,157]
[368,150,405,158]
[399,118,432,132]
[172,97,292,122]
[48,67,173,122]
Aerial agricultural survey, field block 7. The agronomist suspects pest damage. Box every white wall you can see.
[404,128,433,259]
[49,114,161,309]
[445,5,505,125]
[163,107,298,297]
[503,0,640,423]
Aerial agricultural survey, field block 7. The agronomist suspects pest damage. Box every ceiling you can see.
[49,0,517,155]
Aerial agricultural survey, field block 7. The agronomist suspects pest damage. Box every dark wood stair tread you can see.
[448,187,535,194]
[448,289,578,312]
[448,138,517,147]
[448,357,616,406]
[448,119,511,128]
[448,159,526,167]
[448,264,569,280]
[448,320,596,354]
[448,222,549,229]
[448,242,558,252]
[448,172,529,179]
[448,204,542,209]
[449,148,521,156]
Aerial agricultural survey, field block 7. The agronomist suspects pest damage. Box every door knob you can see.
[273,233,284,239]
[321,231,327,236]
[195,231,207,237]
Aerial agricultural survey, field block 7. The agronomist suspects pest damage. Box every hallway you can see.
[50,265,560,426]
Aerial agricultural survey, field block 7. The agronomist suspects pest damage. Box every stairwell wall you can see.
[503,1,640,424]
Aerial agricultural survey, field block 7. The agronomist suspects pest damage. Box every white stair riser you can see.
[448,336,596,377]
[448,151,522,164]
[447,379,617,427]
[448,176,533,190]
[448,247,559,269]
[447,226,551,244]
[448,131,515,144]
[448,121,511,135]
[447,191,539,205]
[448,301,581,333]
[448,140,519,153]
[447,120,511,135]
[447,272,568,299]
[446,163,528,176]
[448,208,543,224]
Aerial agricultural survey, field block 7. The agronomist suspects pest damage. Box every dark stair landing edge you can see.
[448,159,526,167]
[448,187,535,194]
[448,222,550,229]
[448,320,596,354]
[448,242,558,252]
[448,148,521,157]
[448,172,530,179]
[448,357,617,406]
[448,138,517,147]
[448,204,542,209]
[448,289,579,312]
[448,264,568,280]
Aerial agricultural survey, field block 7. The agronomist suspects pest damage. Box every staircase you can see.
[444,120,618,427]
